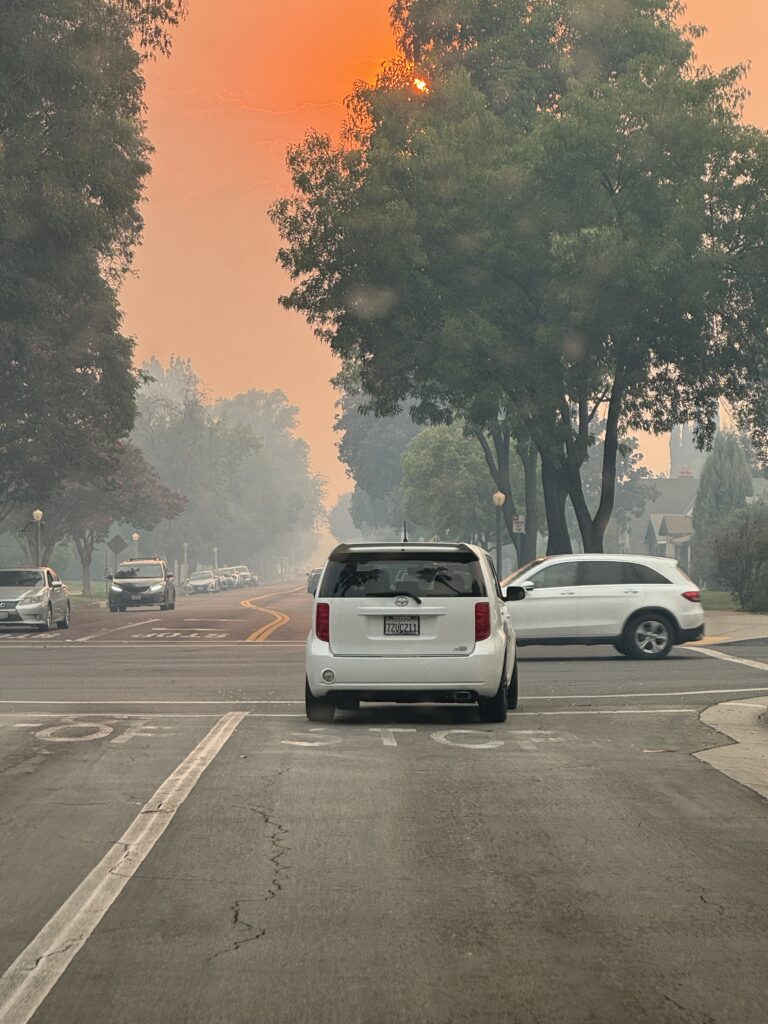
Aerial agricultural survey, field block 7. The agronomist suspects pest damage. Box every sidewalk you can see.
[698,610,768,646]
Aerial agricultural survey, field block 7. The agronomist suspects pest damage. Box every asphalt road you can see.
[1,584,768,1023]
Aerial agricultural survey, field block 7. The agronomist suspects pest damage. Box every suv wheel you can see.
[478,672,508,723]
[305,677,336,722]
[56,602,71,629]
[623,613,674,660]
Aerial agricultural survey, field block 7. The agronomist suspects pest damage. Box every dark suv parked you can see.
[108,558,176,612]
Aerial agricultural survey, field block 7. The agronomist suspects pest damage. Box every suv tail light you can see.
[316,602,330,642]
[682,590,701,603]
[475,602,491,642]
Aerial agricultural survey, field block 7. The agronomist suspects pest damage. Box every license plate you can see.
[131,595,142,601]
[384,616,420,636]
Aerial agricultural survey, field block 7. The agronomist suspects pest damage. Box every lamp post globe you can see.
[132,532,140,558]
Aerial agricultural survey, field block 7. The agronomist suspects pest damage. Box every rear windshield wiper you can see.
[367,591,423,605]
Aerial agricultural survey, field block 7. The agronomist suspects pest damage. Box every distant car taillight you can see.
[682,591,702,603]
[475,602,491,642]
[316,602,330,642]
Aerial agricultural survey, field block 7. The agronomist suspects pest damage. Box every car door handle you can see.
[560,591,577,596]
[623,589,639,595]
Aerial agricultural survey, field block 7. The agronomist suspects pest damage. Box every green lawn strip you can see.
[701,590,739,611]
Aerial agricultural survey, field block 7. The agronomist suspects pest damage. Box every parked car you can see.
[307,567,323,594]
[108,558,176,612]
[305,543,526,722]
[502,554,704,659]
[217,567,238,589]
[234,565,256,586]
[186,570,220,595]
[0,567,70,631]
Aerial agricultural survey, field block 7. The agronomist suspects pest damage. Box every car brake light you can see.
[316,602,330,642]
[475,602,491,642]
[682,591,701,603]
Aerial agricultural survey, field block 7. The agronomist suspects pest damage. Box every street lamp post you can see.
[32,509,44,566]
[492,492,506,579]
[213,545,219,572]
[132,532,140,558]
[183,542,189,583]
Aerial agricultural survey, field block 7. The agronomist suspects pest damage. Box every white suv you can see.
[306,543,526,722]
[504,554,704,659]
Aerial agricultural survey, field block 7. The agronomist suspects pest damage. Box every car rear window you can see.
[319,550,487,599]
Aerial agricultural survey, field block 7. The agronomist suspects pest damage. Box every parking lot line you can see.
[0,711,247,1024]
[692,647,768,673]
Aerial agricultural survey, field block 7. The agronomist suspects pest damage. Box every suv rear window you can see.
[319,550,487,599]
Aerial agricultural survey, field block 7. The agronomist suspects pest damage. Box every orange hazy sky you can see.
[122,1,768,500]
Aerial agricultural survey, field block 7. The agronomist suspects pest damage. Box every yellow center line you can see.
[240,586,304,643]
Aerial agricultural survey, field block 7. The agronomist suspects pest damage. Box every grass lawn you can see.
[63,582,106,606]
[701,590,739,611]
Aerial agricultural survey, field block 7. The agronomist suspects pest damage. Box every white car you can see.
[186,570,219,595]
[503,554,704,659]
[305,543,526,723]
[0,567,70,631]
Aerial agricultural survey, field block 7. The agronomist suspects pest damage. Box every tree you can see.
[335,390,424,534]
[0,0,152,521]
[272,0,768,554]
[712,502,768,611]
[693,433,753,585]
[113,0,187,56]
[402,423,522,547]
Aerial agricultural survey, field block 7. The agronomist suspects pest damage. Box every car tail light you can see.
[475,602,491,642]
[682,590,701,603]
[316,602,330,642]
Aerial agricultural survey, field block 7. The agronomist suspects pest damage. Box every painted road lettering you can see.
[29,717,175,744]
[280,729,562,750]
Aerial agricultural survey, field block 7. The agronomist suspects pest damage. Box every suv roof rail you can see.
[329,541,474,557]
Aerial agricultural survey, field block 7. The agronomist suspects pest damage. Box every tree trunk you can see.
[519,442,539,564]
[541,460,572,554]
[475,428,522,563]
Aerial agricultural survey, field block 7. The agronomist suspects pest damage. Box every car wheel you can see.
[614,640,628,656]
[39,604,53,632]
[507,659,519,711]
[56,602,71,629]
[109,604,118,613]
[305,677,336,722]
[478,672,508,723]
[336,696,360,712]
[623,613,674,660]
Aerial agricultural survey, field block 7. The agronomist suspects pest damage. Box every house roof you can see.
[660,514,694,537]
[627,477,699,554]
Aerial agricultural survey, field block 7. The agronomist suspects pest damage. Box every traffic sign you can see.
[512,516,526,534]
[107,534,128,555]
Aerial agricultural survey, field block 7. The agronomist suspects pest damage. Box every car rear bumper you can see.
[677,623,705,644]
[306,637,507,697]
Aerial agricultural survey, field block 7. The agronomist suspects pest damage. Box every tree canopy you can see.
[272,0,768,553]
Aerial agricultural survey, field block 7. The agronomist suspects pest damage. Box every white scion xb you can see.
[305,543,526,723]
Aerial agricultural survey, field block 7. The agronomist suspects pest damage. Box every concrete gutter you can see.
[696,697,768,801]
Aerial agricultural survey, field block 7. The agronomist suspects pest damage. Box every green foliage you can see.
[272,0,768,555]
[112,0,187,56]
[401,423,520,544]
[693,433,753,584]
[0,0,151,519]
[712,502,768,611]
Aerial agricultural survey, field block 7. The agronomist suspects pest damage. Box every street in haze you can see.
[1,587,768,1023]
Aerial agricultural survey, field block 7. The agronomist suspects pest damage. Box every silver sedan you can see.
[0,567,71,630]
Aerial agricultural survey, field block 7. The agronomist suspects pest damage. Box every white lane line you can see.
[692,647,768,672]
[74,618,160,643]
[0,700,304,706]
[524,686,768,699]
[0,711,247,1024]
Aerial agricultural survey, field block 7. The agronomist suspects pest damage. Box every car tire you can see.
[305,677,336,722]
[478,672,508,723]
[623,613,674,660]
[109,604,118,613]
[614,640,628,656]
[39,604,53,632]
[56,603,71,629]
[507,659,519,711]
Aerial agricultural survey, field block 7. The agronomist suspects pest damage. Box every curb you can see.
[695,697,768,801]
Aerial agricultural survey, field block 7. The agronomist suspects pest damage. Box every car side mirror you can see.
[51,580,63,589]
[505,585,527,602]
[106,573,113,581]
[168,573,175,582]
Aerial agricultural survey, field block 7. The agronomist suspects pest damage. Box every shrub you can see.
[712,502,768,611]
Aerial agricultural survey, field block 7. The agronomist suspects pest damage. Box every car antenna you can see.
[402,521,409,543]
